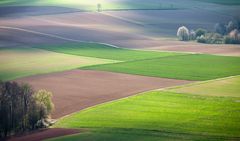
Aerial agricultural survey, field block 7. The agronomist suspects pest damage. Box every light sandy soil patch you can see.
[16,70,193,119]
[168,76,240,97]
[147,42,240,57]
[7,128,80,141]
[0,47,116,80]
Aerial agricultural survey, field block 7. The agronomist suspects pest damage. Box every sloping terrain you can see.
[16,70,192,119]
[0,47,117,80]
[168,76,240,97]
[82,54,240,81]
[51,90,240,141]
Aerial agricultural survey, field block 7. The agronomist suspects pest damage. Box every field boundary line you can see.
[79,53,194,70]
[1,26,237,57]
[101,12,144,26]
[0,25,121,48]
[0,25,202,55]
[159,75,240,91]
[53,79,194,121]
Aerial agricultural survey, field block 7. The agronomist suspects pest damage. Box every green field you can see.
[51,90,240,141]
[193,0,240,5]
[81,54,240,81]
[168,76,240,97]
[35,43,183,61]
[0,47,117,81]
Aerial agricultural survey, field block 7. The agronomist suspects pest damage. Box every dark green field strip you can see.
[47,128,240,141]
[52,91,240,140]
[34,43,184,61]
[81,54,240,81]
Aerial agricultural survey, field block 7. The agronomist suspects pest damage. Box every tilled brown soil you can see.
[16,70,193,119]
[147,43,240,57]
[7,128,80,141]
[1,11,240,57]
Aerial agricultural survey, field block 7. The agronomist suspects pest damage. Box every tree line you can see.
[0,81,54,138]
[177,19,240,44]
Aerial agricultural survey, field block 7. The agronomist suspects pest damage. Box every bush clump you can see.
[197,33,223,44]
[177,19,240,44]
[196,35,206,43]
[224,29,240,44]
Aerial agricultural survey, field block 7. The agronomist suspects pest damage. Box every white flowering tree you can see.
[177,26,189,41]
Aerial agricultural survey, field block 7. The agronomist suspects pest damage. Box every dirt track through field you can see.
[7,128,80,141]
[16,70,193,119]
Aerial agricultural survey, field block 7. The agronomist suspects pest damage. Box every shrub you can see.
[226,21,238,33]
[195,28,207,37]
[177,26,189,41]
[189,30,196,40]
[33,90,54,119]
[197,33,223,44]
[206,33,223,44]
[229,29,238,39]
[214,23,226,35]
[197,35,206,43]
[224,29,240,44]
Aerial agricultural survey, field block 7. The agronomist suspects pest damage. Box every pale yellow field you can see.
[168,76,240,97]
[0,47,118,80]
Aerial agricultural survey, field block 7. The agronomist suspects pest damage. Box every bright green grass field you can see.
[34,43,182,61]
[193,0,240,5]
[81,54,240,81]
[0,47,117,81]
[51,91,240,141]
[169,76,240,97]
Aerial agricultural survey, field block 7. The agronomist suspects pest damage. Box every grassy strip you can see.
[0,47,118,81]
[52,91,240,140]
[167,75,240,97]
[81,54,240,81]
[34,43,183,61]
[193,0,240,5]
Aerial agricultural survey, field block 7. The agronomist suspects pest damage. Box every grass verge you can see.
[34,43,183,61]
[81,54,240,81]
[168,75,240,97]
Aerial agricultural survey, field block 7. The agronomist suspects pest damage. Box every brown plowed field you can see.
[1,10,240,57]
[16,70,193,119]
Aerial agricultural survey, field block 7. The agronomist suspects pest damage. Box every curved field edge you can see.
[52,90,240,140]
[81,54,240,81]
[0,47,119,81]
[33,43,185,61]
